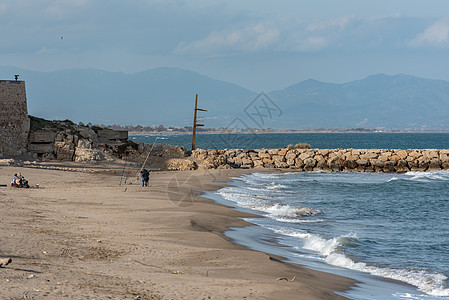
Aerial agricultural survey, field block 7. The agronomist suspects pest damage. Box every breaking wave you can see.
[215,171,449,298]
[270,227,449,297]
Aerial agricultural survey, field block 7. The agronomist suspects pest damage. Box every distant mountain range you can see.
[1,66,449,129]
[270,74,449,129]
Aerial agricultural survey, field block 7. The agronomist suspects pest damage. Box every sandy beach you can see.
[0,164,355,299]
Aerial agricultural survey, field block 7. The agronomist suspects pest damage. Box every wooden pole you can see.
[191,94,207,151]
[192,94,198,151]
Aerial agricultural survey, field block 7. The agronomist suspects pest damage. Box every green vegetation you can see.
[295,143,311,149]
[29,116,94,140]
[29,116,62,132]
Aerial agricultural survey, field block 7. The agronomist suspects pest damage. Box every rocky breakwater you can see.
[191,148,449,172]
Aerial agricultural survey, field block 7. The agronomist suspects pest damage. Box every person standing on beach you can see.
[141,169,150,187]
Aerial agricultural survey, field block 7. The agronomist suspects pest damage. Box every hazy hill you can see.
[269,74,449,129]
[0,66,256,127]
[1,66,449,129]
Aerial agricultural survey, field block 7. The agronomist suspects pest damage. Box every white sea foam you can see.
[388,177,399,182]
[263,204,322,218]
[273,217,324,223]
[219,172,449,297]
[405,170,449,182]
[218,187,321,222]
[265,182,288,190]
[218,188,266,209]
[244,172,299,185]
[246,172,284,181]
[246,182,287,191]
[392,293,427,299]
[270,227,449,297]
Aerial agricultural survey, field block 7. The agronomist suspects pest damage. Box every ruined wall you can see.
[0,80,30,156]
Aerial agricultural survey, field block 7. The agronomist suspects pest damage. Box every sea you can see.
[129,132,449,150]
[132,132,449,299]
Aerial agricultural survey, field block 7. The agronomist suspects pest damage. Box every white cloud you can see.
[174,23,280,55]
[282,14,444,53]
[307,15,357,32]
[408,19,449,47]
[175,14,420,55]
[293,36,328,52]
[285,15,358,52]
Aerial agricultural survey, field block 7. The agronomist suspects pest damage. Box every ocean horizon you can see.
[130,132,449,150]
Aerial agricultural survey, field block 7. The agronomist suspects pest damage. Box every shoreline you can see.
[128,130,449,135]
[209,170,434,299]
[0,165,356,299]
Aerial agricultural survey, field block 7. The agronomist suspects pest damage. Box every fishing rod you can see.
[119,152,128,186]
[139,136,161,173]
[123,136,161,191]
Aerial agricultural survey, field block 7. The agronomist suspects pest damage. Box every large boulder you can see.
[53,132,77,160]
[241,157,254,168]
[253,160,264,168]
[303,158,316,170]
[396,150,408,160]
[356,159,370,167]
[395,160,409,173]
[74,139,105,162]
[315,155,327,170]
[272,155,286,163]
[0,158,15,166]
[383,161,396,173]
[77,127,99,147]
[428,158,442,171]
[285,150,297,160]
[274,160,288,168]
[327,156,342,171]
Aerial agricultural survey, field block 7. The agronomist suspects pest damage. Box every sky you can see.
[1,0,449,91]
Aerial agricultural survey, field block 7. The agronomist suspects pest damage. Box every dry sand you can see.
[0,164,355,299]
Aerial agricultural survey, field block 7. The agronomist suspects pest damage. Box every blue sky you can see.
[1,0,449,91]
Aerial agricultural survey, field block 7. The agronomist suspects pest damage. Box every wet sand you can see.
[0,165,355,299]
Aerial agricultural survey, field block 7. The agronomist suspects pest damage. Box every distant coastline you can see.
[128,128,449,135]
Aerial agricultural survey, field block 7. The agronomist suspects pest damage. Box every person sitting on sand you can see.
[19,173,30,188]
[11,173,30,188]
[11,174,20,188]
[141,169,150,187]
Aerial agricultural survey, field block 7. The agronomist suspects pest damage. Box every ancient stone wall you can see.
[191,148,449,172]
[0,80,30,156]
